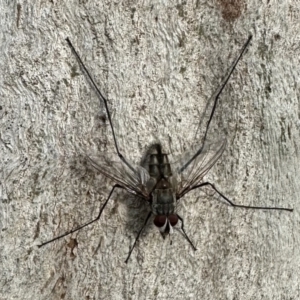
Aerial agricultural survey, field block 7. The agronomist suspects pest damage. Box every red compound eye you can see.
[168,214,178,226]
[154,215,167,227]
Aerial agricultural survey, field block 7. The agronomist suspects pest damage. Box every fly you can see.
[38,35,293,263]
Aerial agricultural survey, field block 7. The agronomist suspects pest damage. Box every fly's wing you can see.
[87,154,155,198]
[173,138,227,199]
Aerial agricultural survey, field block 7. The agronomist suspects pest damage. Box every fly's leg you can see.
[125,212,152,263]
[177,214,197,251]
[38,184,124,247]
[181,36,253,173]
[191,182,293,212]
[65,38,135,172]
[202,35,252,143]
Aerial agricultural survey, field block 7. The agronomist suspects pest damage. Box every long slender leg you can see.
[125,211,152,263]
[177,214,197,251]
[65,38,135,172]
[190,182,293,212]
[202,35,252,143]
[180,36,252,173]
[38,184,124,247]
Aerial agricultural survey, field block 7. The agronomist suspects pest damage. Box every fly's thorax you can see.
[150,177,177,215]
[151,178,178,235]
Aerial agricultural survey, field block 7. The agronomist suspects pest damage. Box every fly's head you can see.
[153,214,178,237]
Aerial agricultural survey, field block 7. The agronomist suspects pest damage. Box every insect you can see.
[38,35,293,263]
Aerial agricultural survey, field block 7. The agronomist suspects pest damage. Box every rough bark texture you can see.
[1,1,299,299]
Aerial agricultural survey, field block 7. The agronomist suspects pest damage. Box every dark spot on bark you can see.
[16,4,21,28]
[217,0,246,22]
[67,238,78,258]
[99,113,107,123]
[274,34,280,40]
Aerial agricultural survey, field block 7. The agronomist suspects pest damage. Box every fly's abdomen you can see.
[149,153,172,178]
[147,144,177,215]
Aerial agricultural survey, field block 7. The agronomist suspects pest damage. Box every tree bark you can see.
[1,1,298,299]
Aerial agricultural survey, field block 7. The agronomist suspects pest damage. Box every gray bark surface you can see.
[0,1,299,299]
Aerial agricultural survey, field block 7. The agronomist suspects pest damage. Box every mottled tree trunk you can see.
[1,1,298,299]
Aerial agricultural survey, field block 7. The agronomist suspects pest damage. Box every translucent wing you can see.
[87,154,156,199]
[173,138,227,198]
